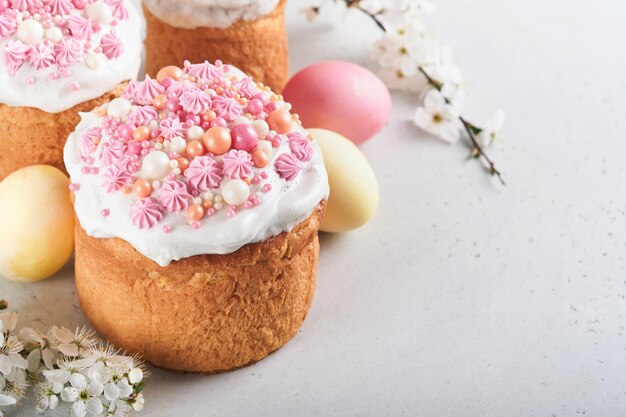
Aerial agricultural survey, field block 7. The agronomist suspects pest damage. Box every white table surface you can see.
[3,0,626,416]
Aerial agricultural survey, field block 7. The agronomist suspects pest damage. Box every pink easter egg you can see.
[283,61,392,144]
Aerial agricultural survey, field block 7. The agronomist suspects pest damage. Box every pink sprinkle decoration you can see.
[70,82,80,91]
[191,221,201,230]
[262,183,272,192]
[206,207,215,217]
[101,209,110,217]
[25,76,34,85]
[69,183,80,191]
[163,225,172,233]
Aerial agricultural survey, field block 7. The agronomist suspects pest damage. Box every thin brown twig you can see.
[418,68,505,185]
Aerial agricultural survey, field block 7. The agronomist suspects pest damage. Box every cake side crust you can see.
[74,201,325,372]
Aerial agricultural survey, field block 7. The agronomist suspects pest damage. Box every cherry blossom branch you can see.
[307,0,505,185]
[357,7,505,185]
[417,67,505,184]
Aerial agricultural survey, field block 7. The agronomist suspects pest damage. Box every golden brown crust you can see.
[0,83,127,180]
[74,201,325,373]
[143,0,289,92]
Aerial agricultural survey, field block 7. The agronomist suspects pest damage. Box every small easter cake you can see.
[142,0,288,90]
[64,61,329,373]
[0,0,142,179]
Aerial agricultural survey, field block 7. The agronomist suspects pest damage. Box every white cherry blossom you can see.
[414,89,460,143]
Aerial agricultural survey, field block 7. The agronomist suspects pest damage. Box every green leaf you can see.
[134,382,146,394]
[468,124,483,136]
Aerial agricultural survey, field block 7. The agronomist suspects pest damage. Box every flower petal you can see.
[69,372,87,390]
[0,393,16,406]
[71,400,87,417]
[86,397,104,415]
[61,387,78,402]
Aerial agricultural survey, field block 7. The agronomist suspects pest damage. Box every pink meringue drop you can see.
[183,60,222,81]
[27,41,55,70]
[133,74,164,105]
[184,155,222,191]
[212,95,243,122]
[274,153,302,181]
[158,180,191,212]
[179,89,212,114]
[48,0,72,15]
[131,198,164,229]
[66,14,92,40]
[159,116,185,140]
[105,0,127,19]
[54,38,82,66]
[100,31,122,59]
[222,149,253,180]
[102,164,132,193]
[4,40,27,75]
[287,132,313,162]
[0,13,17,38]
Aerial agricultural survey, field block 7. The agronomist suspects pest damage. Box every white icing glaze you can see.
[142,0,279,29]
[0,3,142,113]
[64,113,329,267]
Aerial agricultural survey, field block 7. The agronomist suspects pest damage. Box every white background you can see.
[3,0,626,416]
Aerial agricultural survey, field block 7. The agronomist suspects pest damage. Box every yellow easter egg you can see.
[0,165,75,283]
[308,128,379,233]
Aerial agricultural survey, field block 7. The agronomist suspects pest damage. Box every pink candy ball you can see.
[283,61,392,144]
[247,99,263,115]
[72,0,87,8]
[230,123,258,152]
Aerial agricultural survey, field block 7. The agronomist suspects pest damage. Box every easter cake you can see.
[0,0,142,180]
[143,0,288,91]
[64,61,329,373]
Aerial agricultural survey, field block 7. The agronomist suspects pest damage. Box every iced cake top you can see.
[0,0,141,113]
[64,61,329,266]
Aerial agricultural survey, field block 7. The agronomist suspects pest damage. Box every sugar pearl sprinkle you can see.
[75,60,315,230]
[0,0,129,87]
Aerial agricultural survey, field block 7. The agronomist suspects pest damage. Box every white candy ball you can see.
[107,98,132,118]
[252,120,270,139]
[85,52,103,70]
[221,179,250,206]
[17,20,44,44]
[255,140,273,156]
[44,27,62,43]
[141,151,171,179]
[187,126,204,141]
[170,137,187,154]
[85,1,113,25]
[232,116,249,127]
